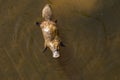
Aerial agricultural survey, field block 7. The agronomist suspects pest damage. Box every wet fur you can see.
[36,4,64,58]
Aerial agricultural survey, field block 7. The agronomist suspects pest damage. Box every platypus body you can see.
[36,4,64,58]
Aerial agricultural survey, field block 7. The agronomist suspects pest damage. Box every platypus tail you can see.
[42,4,52,20]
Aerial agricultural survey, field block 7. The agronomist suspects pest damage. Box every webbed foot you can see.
[35,22,40,26]
[60,42,65,47]
[42,47,47,53]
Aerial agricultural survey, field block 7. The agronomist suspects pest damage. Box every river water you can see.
[0,0,120,80]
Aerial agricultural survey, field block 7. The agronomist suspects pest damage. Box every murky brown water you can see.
[0,0,120,80]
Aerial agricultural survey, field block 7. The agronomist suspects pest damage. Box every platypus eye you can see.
[57,46,60,51]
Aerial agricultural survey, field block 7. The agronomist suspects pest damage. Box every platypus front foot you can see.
[42,47,47,53]
[60,42,65,47]
[35,22,41,26]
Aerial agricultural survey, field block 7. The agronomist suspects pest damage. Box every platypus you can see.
[36,4,65,58]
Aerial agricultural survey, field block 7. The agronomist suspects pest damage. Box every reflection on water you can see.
[0,0,120,80]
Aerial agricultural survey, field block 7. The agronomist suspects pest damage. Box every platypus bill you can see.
[36,4,65,58]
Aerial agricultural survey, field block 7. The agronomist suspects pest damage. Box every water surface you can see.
[0,0,120,80]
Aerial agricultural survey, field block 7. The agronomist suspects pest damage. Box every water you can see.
[0,0,120,80]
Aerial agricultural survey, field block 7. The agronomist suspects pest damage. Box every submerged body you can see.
[36,4,64,58]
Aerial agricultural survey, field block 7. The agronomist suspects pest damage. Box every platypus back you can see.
[35,4,65,58]
[42,4,52,20]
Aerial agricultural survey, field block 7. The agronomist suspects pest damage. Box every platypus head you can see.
[49,40,60,58]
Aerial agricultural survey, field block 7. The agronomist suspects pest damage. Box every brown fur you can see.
[37,4,64,58]
[40,20,61,52]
